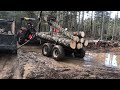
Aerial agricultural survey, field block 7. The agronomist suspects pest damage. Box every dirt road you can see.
[0,45,120,79]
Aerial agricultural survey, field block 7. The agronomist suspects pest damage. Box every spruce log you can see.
[75,31,85,38]
[77,43,83,49]
[84,40,88,46]
[70,40,76,49]
[80,38,84,43]
[73,32,78,36]
[43,17,79,42]
[73,31,85,38]
[37,32,76,49]
[80,31,85,37]
[52,22,79,42]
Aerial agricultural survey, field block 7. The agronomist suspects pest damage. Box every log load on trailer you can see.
[0,19,17,54]
[17,12,89,61]
[35,15,89,61]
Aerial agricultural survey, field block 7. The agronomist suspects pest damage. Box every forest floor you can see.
[0,45,120,79]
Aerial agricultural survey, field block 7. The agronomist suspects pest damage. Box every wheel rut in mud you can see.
[0,46,120,79]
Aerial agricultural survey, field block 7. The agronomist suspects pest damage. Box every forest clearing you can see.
[0,11,120,79]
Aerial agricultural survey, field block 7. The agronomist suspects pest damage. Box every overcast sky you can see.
[82,11,120,19]
[76,11,120,22]
[111,11,120,18]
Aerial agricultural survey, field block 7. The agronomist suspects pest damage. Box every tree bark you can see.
[115,11,118,40]
[44,16,80,42]
[112,14,116,40]
[106,11,111,40]
[78,11,81,31]
[81,11,84,31]
[101,11,105,40]
[36,32,77,49]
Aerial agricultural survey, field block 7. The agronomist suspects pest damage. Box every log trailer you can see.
[17,13,88,61]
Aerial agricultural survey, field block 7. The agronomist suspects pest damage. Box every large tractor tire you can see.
[74,49,85,58]
[52,45,65,61]
[18,37,25,45]
[42,43,52,57]
[17,31,26,45]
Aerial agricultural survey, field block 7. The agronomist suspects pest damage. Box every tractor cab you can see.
[17,17,38,45]
[20,17,36,33]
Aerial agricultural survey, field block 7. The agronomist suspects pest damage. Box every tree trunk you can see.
[106,11,111,40]
[92,11,95,38]
[78,11,81,31]
[115,11,118,40]
[112,14,116,40]
[81,11,84,31]
[101,11,105,40]
[91,11,94,37]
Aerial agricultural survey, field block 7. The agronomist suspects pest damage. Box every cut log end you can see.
[80,31,85,37]
[77,43,83,49]
[73,32,78,36]
[80,38,84,43]
[84,40,88,46]
[77,43,81,49]
[73,36,79,42]
[80,43,83,49]
[70,40,76,49]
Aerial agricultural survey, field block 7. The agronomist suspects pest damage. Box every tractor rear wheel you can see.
[17,31,26,45]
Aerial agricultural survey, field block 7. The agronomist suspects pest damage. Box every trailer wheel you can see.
[42,43,52,57]
[52,45,65,61]
[74,49,85,58]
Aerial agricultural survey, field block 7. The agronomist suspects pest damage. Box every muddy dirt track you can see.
[0,45,120,79]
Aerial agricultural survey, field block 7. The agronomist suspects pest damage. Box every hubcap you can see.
[53,49,59,57]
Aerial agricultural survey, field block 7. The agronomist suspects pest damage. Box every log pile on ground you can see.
[86,40,120,49]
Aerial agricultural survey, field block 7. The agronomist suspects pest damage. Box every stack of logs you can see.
[36,16,88,50]
[36,31,88,50]
[87,40,120,49]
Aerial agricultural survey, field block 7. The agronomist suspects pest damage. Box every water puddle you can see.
[84,52,120,68]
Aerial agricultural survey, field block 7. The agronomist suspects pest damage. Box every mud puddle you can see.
[84,51,120,68]
[21,45,120,69]
[0,45,120,79]
[13,45,120,69]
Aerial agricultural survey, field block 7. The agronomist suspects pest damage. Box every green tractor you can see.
[17,17,38,45]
